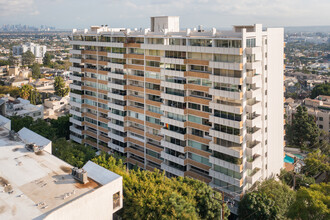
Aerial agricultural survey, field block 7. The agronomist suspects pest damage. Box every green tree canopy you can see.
[10,115,34,132]
[287,183,330,220]
[238,192,279,220]
[286,105,320,150]
[92,154,229,220]
[50,114,71,139]
[52,138,96,168]
[19,84,33,100]
[54,76,69,97]
[8,52,19,66]
[22,50,35,65]
[19,84,41,104]
[238,179,295,220]
[31,63,41,79]
[303,149,330,177]
[43,52,52,66]
[0,86,20,97]
[311,83,330,99]
[279,169,315,190]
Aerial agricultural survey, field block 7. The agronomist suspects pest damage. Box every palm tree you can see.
[19,84,32,100]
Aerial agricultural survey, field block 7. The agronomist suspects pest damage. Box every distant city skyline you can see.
[0,0,329,29]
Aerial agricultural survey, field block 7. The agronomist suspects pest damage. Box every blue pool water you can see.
[293,154,304,159]
[284,155,294,164]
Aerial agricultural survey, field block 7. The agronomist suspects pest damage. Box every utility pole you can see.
[222,191,225,220]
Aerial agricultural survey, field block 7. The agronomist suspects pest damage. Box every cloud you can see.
[0,0,39,16]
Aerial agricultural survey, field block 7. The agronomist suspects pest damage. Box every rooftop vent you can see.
[25,143,43,153]
[71,167,88,184]
[9,130,20,141]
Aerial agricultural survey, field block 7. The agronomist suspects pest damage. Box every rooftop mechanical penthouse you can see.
[69,16,285,213]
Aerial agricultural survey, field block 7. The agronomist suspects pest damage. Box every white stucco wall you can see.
[43,177,123,220]
[266,28,284,177]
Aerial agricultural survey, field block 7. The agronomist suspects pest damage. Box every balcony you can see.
[161,151,186,166]
[210,100,242,114]
[69,49,81,55]
[209,156,242,173]
[246,60,261,70]
[245,46,261,55]
[161,116,185,128]
[161,128,186,141]
[209,75,242,85]
[246,73,262,84]
[69,83,82,91]
[70,134,83,144]
[160,105,185,116]
[246,100,262,114]
[108,142,126,153]
[209,142,242,158]
[246,127,262,142]
[209,115,242,129]
[246,114,262,127]
[108,132,126,143]
[69,109,82,117]
[209,88,242,100]
[246,168,262,184]
[161,140,185,153]
[108,102,126,112]
[161,163,185,177]
[70,125,83,135]
[246,141,262,157]
[209,169,242,187]
[246,87,261,99]
[209,129,242,144]
[246,154,262,170]
[209,61,243,71]
[69,117,83,126]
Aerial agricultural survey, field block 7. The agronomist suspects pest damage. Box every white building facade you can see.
[13,42,47,58]
[69,16,285,210]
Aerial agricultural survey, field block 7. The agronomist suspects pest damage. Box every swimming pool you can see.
[293,154,304,159]
[284,155,294,164]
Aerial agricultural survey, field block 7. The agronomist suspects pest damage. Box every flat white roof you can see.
[0,126,118,219]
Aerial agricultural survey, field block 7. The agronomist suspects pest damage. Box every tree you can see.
[303,149,330,177]
[19,84,33,99]
[0,86,20,97]
[29,87,41,105]
[50,115,71,139]
[10,115,34,132]
[92,154,229,220]
[8,52,19,66]
[54,76,69,97]
[52,138,96,168]
[43,52,52,66]
[238,179,295,219]
[22,50,35,65]
[238,192,279,220]
[287,183,330,220]
[31,63,41,79]
[19,84,41,104]
[279,169,315,190]
[286,105,320,149]
[311,83,330,99]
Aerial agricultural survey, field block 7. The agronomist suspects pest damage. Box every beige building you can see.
[69,16,285,212]
[285,95,330,133]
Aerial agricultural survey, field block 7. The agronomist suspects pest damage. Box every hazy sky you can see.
[0,0,329,29]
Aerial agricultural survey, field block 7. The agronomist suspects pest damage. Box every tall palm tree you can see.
[19,84,32,100]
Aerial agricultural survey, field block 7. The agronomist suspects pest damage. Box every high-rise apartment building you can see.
[69,16,284,211]
[13,42,47,58]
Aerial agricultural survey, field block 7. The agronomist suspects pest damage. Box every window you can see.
[318,117,323,121]
[319,125,323,129]
[188,103,200,110]
[113,192,120,209]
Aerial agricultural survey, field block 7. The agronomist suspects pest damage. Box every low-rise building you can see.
[285,95,330,133]
[44,96,70,119]
[0,97,44,120]
[0,117,123,220]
